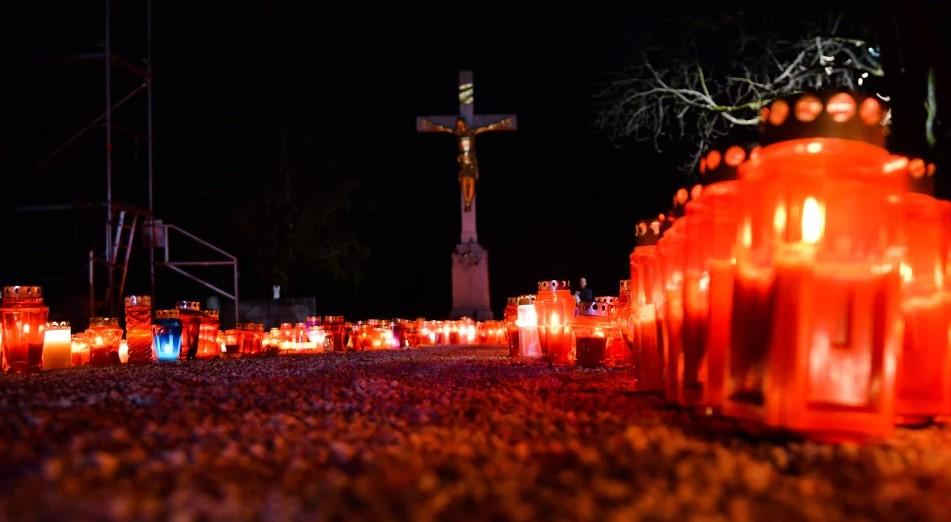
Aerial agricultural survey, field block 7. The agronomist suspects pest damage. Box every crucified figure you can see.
[417,116,515,212]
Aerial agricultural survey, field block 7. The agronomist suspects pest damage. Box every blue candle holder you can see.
[153,312,183,362]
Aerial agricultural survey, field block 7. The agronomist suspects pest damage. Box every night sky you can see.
[4,2,950,322]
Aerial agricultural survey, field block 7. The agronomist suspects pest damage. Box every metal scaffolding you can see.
[33,0,240,324]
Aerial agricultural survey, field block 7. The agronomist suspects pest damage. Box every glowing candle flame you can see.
[550,312,560,327]
[801,197,825,244]
[900,262,913,284]
[773,203,787,235]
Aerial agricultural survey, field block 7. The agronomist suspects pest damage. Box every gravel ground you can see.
[1,346,950,521]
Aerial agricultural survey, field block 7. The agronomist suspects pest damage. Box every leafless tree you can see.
[597,10,883,171]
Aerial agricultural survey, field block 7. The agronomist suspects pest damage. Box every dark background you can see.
[2,2,949,323]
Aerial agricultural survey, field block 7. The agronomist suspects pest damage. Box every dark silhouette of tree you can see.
[221,88,370,300]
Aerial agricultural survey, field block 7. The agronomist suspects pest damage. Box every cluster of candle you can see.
[416,319,506,347]
[501,283,631,368]
[623,91,948,440]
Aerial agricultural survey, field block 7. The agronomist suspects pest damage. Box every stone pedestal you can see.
[450,242,493,320]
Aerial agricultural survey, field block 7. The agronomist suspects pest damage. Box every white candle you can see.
[42,323,72,370]
[119,339,129,364]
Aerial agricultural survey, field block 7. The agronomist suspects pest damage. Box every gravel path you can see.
[1,346,949,521]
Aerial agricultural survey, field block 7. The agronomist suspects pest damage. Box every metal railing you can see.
[157,223,239,323]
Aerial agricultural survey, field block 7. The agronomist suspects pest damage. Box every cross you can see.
[416,70,517,244]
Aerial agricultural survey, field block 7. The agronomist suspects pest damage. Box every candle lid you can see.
[176,301,201,311]
[517,294,536,305]
[537,280,570,292]
[89,317,120,327]
[3,286,42,298]
[635,220,661,246]
[238,322,267,331]
[125,295,152,306]
[155,309,181,320]
[578,300,610,317]
[698,143,756,184]
[506,297,518,306]
[619,279,631,292]
[595,296,618,306]
[202,309,220,319]
[45,320,70,329]
[759,91,887,147]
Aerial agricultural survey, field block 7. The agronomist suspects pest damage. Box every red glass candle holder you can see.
[895,193,951,423]
[504,297,519,357]
[222,329,240,357]
[197,310,221,359]
[727,93,901,440]
[124,295,153,364]
[595,296,629,366]
[177,301,202,360]
[574,299,623,368]
[699,181,741,409]
[86,317,123,367]
[236,322,264,356]
[535,280,575,365]
[681,199,712,404]
[71,333,90,366]
[630,246,665,392]
[658,222,686,402]
[1,286,49,374]
[616,280,636,361]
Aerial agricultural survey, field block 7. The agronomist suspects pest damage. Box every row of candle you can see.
[624,92,949,440]
[0,291,509,372]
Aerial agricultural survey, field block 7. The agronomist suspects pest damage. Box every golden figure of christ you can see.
[416,116,516,211]
[416,70,517,213]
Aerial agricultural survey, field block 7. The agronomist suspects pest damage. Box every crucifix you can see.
[417,70,517,244]
[416,70,517,320]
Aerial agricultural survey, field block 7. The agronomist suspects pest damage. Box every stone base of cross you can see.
[449,242,492,320]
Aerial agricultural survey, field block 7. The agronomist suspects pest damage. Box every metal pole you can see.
[234,261,240,325]
[146,0,156,299]
[105,0,113,265]
[89,250,95,317]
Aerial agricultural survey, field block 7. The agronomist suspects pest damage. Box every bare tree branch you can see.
[596,10,882,173]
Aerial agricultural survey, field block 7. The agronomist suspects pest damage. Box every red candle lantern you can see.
[596,296,629,366]
[630,223,665,392]
[681,196,712,404]
[504,297,520,357]
[616,279,636,360]
[0,286,48,373]
[895,193,951,423]
[657,220,686,402]
[222,329,240,357]
[124,295,153,364]
[70,333,90,367]
[86,317,123,367]
[236,322,264,356]
[322,316,347,352]
[727,92,901,440]
[535,280,575,364]
[573,300,611,367]
[197,310,221,359]
[698,181,741,409]
[176,301,202,360]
